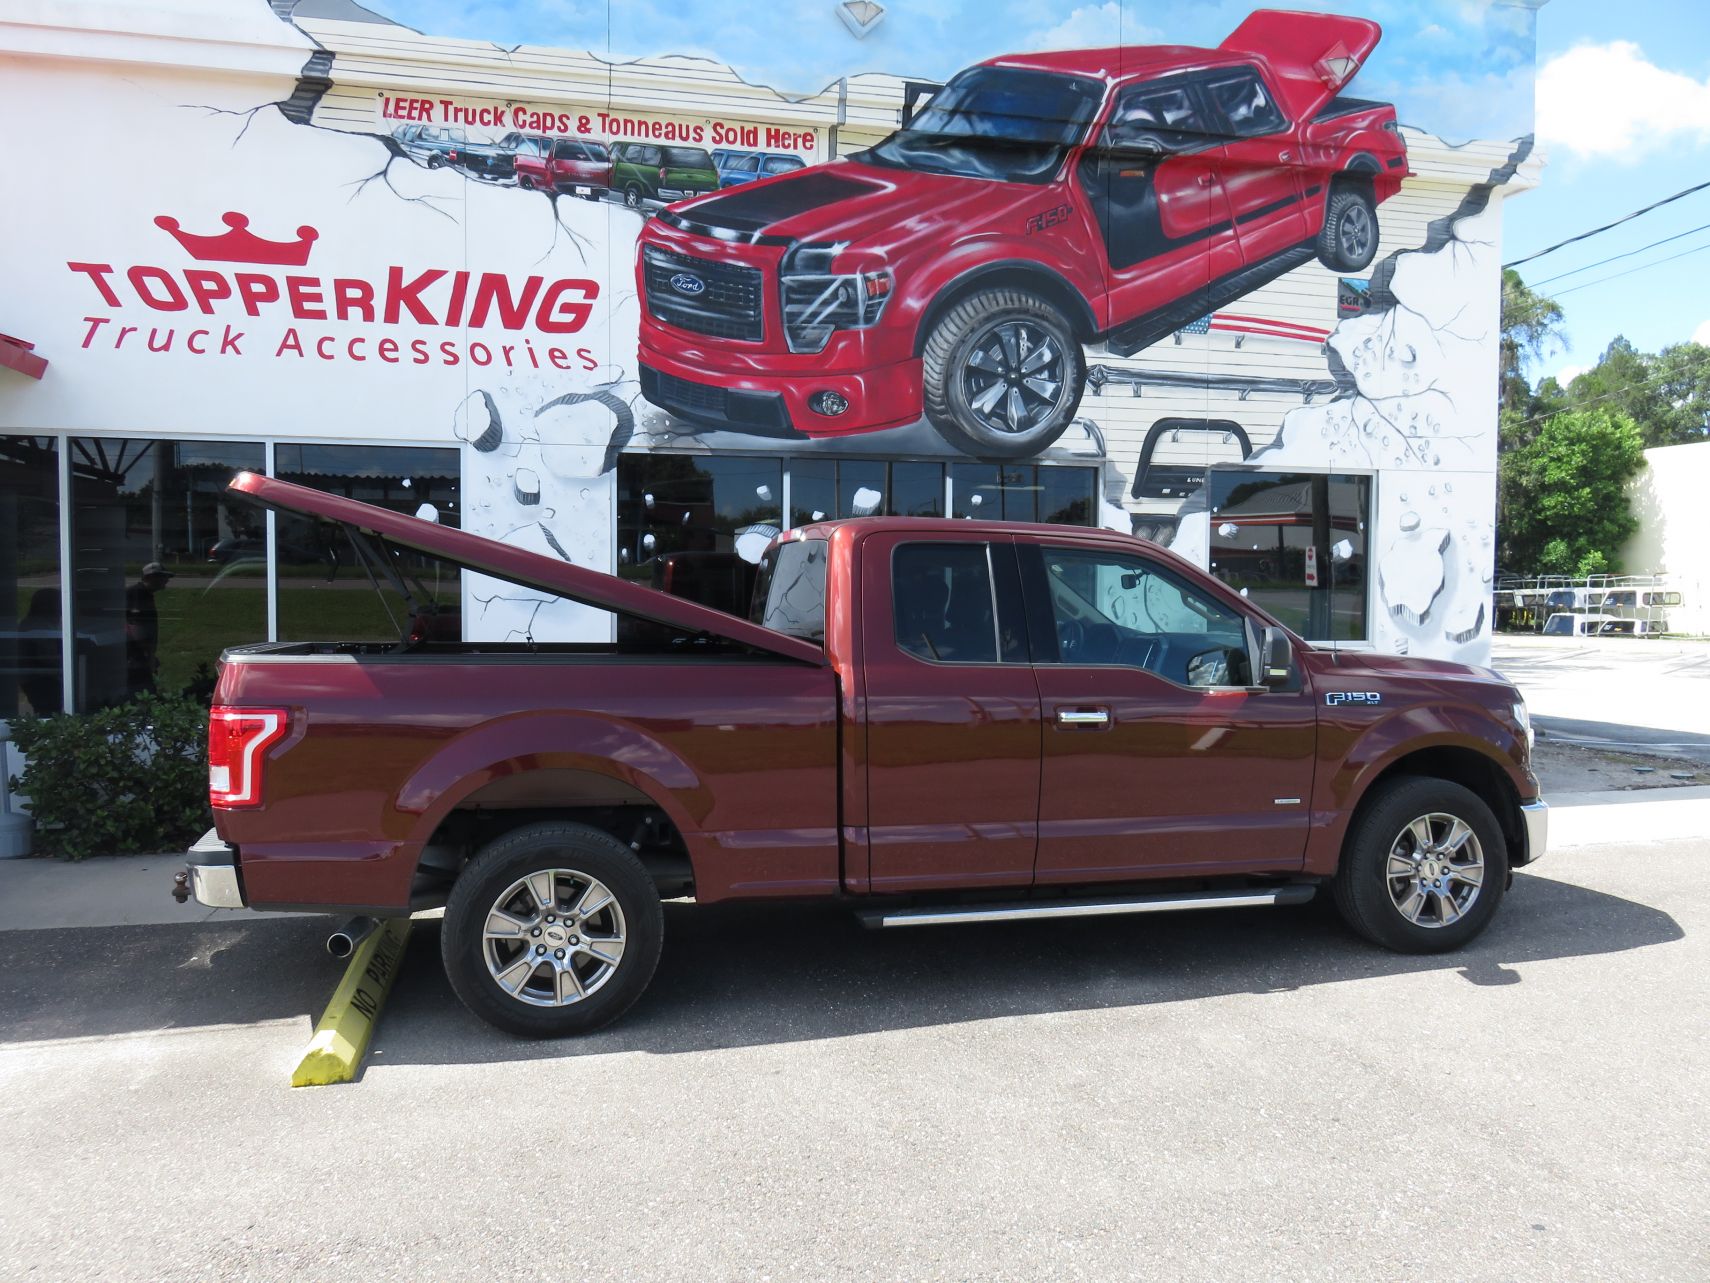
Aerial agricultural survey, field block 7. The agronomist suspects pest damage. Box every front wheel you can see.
[1317,181,1379,272]
[921,287,1085,459]
[1332,776,1507,954]
[441,821,664,1036]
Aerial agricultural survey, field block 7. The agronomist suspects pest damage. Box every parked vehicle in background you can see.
[636,9,1407,457]
[182,474,1546,1037]
[1542,612,1618,637]
[716,150,809,187]
[393,123,467,168]
[612,142,720,208]
[450,134,518,181]
[515,136,613,198]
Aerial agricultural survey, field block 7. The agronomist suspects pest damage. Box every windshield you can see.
[858,67,1104,183]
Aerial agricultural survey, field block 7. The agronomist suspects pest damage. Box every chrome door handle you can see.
[1056,708,1110,727]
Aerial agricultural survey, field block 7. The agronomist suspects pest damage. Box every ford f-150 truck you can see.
[181,474,1545,1036]
[636,9,1408,457]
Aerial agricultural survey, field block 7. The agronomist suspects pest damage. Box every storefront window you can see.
[786,459,912,527]
[274,444,461,643]
[953,463,1094,523]
[67,438,265,710]
[889,462,945,517]
[1,437,62,717]
[1208,470,1371,641]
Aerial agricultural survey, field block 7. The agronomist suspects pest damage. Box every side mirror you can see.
[1258,625,1295,689]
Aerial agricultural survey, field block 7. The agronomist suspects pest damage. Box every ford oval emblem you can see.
[670,272,706,296]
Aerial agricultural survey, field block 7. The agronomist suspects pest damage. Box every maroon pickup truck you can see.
[182,474,1546,1036]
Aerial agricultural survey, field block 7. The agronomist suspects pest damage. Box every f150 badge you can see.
[1025,204,1073,234]
[1326,691,1382,706]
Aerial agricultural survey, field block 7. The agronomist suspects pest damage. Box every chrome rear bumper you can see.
[182,828,245,909]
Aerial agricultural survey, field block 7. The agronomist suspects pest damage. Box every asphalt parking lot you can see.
[2,828,1705,1281]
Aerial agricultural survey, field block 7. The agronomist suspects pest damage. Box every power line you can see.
[1531,219,1710,288]
[1551,238,1710,298]
[1503,176,1710,270]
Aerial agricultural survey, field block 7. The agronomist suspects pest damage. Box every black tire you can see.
[624,184,645,210]
[518,176,535,191]
[426,155,443,169]
[1332,776,1507,954]
[441,821,664,1036]
[1317,180,1379,272]
[921,287,1085,459]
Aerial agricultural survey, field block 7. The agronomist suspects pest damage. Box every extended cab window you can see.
[893,543,1001,664]
[1034,546,1251,688]
[1205,71,1285,136]
[751,538,827,644]
[764,156,804,174]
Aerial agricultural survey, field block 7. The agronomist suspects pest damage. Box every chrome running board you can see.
[855,885,1315,930]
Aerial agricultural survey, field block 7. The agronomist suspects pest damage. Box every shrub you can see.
[8,693,209,860]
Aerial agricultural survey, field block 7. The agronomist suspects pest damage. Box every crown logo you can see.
[153,212,319,267]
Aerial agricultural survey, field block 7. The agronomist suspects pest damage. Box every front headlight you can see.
[779,241,892,353]
[1513,700,1533,752]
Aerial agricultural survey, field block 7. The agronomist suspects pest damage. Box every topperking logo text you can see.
[67,211,603,371]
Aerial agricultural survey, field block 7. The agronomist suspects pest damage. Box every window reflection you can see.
[274,444,461,643]
[1,437,63,717]
[68,437,265,709]
[1208,470,1370,641]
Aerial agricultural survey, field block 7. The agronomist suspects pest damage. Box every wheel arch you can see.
[912,260,1099,357]
[1343,745,1525,869]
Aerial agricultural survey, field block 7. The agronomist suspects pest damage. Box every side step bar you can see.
[855,885,1316,930]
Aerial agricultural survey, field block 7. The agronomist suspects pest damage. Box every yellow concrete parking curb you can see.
[290,918,413,1087]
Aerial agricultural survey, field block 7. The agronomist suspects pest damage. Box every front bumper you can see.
[1517,799,1548,867]
[180,827,246,909]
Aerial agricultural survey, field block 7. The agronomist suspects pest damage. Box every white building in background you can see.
[1623,441,1710,636]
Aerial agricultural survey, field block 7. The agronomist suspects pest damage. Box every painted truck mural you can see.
[0,0,1542,666]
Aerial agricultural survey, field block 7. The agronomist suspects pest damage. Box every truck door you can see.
[860,532,1041,893]
[1019,539,1316,882]
[1199,67,1310,260]
[1075,75,1240,328]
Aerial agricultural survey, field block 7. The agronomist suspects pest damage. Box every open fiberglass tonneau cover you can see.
[228,471,824,665]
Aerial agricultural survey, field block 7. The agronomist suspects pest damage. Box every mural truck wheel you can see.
[624,185,644,210]
[518,176,535,190]
[1318,181,1379,272]
[922,288,1085,459]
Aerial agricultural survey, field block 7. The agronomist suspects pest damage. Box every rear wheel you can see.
[921,287,1085,459]
[1317,180,1379,272]
[624,184,645,210]
[1332,776,1507,953]
[441,821,664,1036]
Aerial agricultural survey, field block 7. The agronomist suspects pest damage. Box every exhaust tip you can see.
[326,916,379,959]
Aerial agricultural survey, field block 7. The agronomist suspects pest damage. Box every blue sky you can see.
[1501,0,1710,384]
[372,0,1708,377]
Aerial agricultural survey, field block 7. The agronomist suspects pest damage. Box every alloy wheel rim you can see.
[1384,812,1484,928]
[482,867,627,1006]
[961,320,1068,437]
[1340,203,1373,260]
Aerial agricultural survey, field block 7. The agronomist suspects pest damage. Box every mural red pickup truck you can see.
[636,10,1408,457]
[180,474,1544,1036]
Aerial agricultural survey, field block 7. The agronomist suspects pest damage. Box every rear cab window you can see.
[751,538,828,644]
[891,542,1027,664]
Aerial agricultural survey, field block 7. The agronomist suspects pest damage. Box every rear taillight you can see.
[208,706,288,808]
[658,167,668,181]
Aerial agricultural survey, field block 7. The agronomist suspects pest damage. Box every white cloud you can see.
[1537,41,1710,160]
[1545,363,1586,387]
[1026,3,1157,52]
[1693,319,1710,346]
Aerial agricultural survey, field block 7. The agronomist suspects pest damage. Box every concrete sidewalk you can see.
[2,785,1704,933]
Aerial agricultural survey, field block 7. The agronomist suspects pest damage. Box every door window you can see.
[1033,546,1251,688]
[764,156,804,174]
[1102,80,1214,153]
[733,154,761,173]
[1204,71,1286,136]
[892,543,1000,664]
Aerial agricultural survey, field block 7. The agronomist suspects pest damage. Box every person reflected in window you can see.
[125,562,173,695]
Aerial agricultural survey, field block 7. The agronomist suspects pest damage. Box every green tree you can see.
[1498,407,1647,575]
[1568,336,1710,447]
[1499,267,1565,419]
